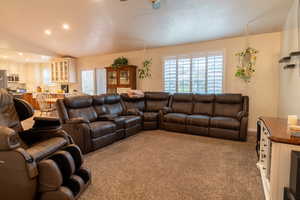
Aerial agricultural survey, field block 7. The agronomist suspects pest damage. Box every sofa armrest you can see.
[127,108,143,116]
[65,117,89,124]
[239,117,248,141]
[32,117,61,130]
[0,126,21,150]
[237,111,248,121]
[62,123,92,154]
[98,114,118,121]
[19,128,73,145]
[162,106,172,114]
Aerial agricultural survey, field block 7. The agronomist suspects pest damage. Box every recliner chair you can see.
[0,89,91,200]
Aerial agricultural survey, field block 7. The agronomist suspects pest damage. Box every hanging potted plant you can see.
[138,58,152,79]
[235,47,258,83]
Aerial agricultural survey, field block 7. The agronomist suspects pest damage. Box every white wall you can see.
[0,59,54,91]
[278,59,300,117]
[77,32,281,129]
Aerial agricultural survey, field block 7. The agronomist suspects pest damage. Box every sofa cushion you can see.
[193,94,214,116]
[186,115,210,127]
[104,95,124,116]
[68,107,98,122]
[211,117,240,130]
[164,113,187,124]
[89,121,116,138]
[143,112,159,121]
[214,94,242,118]
[113,116,126,130]
[215,94,242,104]
[121,94,145,111]
[171,93,193,114]
[121,115,142,128]
[64,95,93,108]
[145,92,170,112]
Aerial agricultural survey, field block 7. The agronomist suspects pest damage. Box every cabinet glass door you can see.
[108,71,117,85]
[119,70,130,85]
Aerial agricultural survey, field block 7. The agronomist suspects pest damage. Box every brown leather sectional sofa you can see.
[57,92,249,154]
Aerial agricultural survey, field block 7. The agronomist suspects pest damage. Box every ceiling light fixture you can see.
[18,52,23,56]
[62,24,70,30]
[44,29,52,35]
[151,0,160,9]
[2,56,8,59]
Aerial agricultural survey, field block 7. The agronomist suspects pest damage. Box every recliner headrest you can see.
[13,98,34,121]
[215,94,242,104]
[172,93,193,102]
[104,94,121,104]
[64,95,93,108]
[145,92,169,100]
[93,95,105,105]
[193,94,215,102]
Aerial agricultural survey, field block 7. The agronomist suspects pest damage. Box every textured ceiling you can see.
[0,0,293,57]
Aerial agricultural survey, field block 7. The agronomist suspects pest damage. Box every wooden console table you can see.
[257,117,300,200]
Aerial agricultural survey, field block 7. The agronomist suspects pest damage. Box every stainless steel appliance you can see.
[0,70,7,89]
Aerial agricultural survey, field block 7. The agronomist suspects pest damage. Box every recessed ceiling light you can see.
[62,24,70,30]
[44,29,52,35]
[2,56,8,59]
[18,52,23,56]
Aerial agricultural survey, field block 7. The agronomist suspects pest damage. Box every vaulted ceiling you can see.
[0,0,293,57]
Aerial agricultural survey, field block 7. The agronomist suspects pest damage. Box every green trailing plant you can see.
[111,57,128,68]
[235,47,258,83]
[138,59,152,79]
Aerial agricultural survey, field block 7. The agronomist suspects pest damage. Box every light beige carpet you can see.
[80,130,264,200]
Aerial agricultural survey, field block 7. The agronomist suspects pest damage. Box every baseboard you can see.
[248,128,256,136]
[248,128,256,132]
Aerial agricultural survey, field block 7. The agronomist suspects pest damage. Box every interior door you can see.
[81,70,95,95]
[96,68,106,95]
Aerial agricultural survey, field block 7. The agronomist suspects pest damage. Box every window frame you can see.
[162,50,225,94]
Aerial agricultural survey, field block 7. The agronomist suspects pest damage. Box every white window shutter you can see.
[192,57,206,94]
[207,54,223,94]
[164,52,223,94]
[177,58,191,93]
[164,59,177,93]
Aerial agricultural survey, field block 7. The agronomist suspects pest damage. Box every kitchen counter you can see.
[259,116,300,145]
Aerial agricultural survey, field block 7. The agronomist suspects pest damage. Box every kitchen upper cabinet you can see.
[51,58,77,83]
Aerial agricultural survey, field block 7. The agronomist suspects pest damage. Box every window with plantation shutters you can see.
[164,52,224,94]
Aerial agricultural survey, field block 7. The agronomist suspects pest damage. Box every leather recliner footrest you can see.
[62,144,83,171]
[48,151,76,182]
[40,186,74,200]
[75,167,91,184]
[38,159,63,193]
[63,175,84,198]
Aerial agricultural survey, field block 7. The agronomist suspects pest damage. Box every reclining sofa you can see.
[56,94,142,154]
[0,89,91,200]
[161,93,249,140]
[57,92,249,154]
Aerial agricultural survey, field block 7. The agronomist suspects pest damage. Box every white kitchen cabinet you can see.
[257,117,300,200]
[51,58,76,83]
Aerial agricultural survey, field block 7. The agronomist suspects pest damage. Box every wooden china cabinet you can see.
[105,65,137,93]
